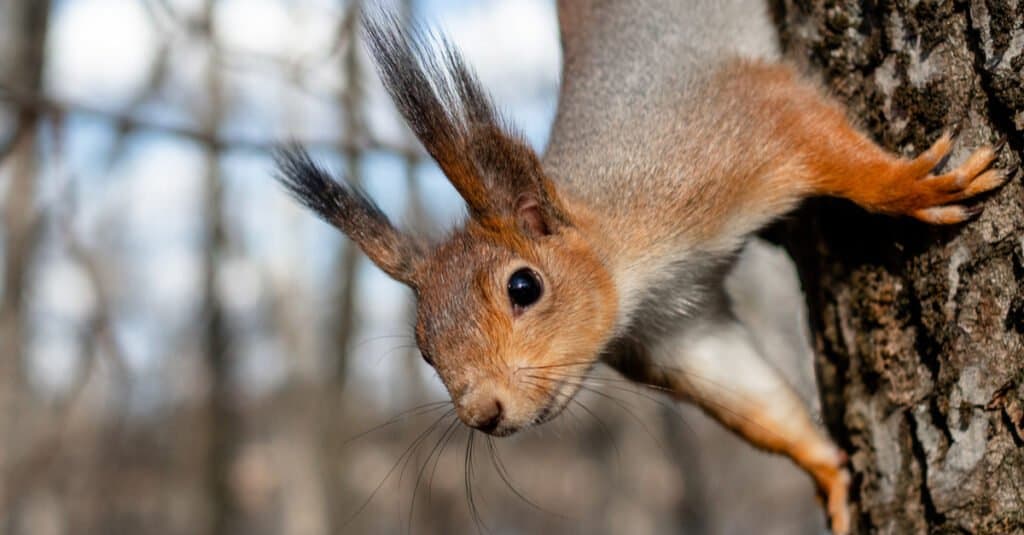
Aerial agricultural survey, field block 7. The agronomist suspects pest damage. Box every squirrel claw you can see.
[898,140,1004,223]
[826,468,852,535]
[809,444,852,535]
[911,204,981,225]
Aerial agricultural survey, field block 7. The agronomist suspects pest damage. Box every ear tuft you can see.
[273,144,421,285]
[361,9,572,237]
[273,144,376,226]
[362,9,496,215]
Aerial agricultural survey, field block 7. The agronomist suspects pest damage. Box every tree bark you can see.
[775,2,1024,533]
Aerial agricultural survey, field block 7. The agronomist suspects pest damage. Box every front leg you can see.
[800,119,1003,225]
[728,61,1006,225]
[778,68,1003,224]
[624,312,852,534]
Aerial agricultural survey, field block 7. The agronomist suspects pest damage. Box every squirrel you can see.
[275,2,1006,533]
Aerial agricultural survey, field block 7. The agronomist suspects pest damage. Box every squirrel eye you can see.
[507,268,543,312]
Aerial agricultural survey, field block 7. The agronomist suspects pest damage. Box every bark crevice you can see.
[962,1,1024,158]
[778,1,1024,532]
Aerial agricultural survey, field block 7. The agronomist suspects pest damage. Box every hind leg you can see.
[648,313,851,534]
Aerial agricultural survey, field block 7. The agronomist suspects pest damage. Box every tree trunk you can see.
[198,2,238,533]
[0,1,50,529]
[775,2,1024,533]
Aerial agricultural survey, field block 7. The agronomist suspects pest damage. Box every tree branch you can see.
[0,84,420,157]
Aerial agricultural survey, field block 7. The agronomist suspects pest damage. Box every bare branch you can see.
[142,0,351,79]
[0,84,420,157]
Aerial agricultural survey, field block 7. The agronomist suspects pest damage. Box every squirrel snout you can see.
[459,389,506,435]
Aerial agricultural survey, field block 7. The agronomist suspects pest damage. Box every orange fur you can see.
[542,58,1003,534]
[607,336,851,532]
[280,8,1009,535]
[712,62,1004,225]
[410,210,618,435]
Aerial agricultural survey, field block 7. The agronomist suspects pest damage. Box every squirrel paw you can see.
[811,444,851,532]
[825,467,852,535]
[897,133,1006,224]
[807,443,852,534]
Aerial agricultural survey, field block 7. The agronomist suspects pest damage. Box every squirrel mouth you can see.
[477,380,577,438]
[532,402,557,427]
[528,379,579,428]
[514,363,595,431]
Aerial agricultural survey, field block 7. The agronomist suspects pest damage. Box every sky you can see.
[26,0,562,410]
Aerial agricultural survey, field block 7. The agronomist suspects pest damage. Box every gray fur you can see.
[543,0,786,335]
[544,0,781,247]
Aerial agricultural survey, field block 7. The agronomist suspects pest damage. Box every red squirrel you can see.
[275,2,1005,533]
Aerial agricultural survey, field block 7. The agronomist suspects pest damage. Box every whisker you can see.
[532,369,789,444]
[464,431,490,534]
[530,357,783,409]
[372,343,421,366]
[485,436,567,519]
[396,411,463,527]
[568,396,623,475]
[575,383,670,456]
[561,401,583,433]
[524,373,667,454]
[408,416,460,533]
[427,418,464,506]
[517,376,625,477]
[577,379,698,437]
[535,372,687,418]
[517,360,595,371]
[397,412,448,491]
[540,369,678,393]
[342,408,455,528]
[354,333,415,351]
[343,400,451,446]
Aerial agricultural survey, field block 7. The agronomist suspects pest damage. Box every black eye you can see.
[507,268,543,312]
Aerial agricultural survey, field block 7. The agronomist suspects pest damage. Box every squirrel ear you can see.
[363,11,568,230]
[472,130,571,236]
[515,193,550,236]
[274,146,422,286]
[362,10,571,237]
[362,11,495,218]
[508,173,572,237]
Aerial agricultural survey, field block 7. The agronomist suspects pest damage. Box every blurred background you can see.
[0,0,828,533]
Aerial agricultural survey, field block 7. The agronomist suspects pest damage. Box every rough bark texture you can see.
[775,1,1024,533]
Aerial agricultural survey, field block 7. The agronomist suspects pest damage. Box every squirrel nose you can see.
[476,399,503,432]
[464,396,504,433]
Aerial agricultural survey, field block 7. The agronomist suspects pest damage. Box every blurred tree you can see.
[321,5,366,532]
[777,2,1024,532]
[0,0,50,529]
[197,1,238,533]
[334,5,364,390]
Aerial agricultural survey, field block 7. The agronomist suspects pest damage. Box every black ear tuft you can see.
[361,9,571,234]
[273,144,382,228]
[273,144,420,284]
[361,8,503,214]
[361,9,500,147]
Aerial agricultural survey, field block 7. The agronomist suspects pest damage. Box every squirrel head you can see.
[275,11,617,436]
